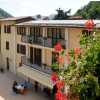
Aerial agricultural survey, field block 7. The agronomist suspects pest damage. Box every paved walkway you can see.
[0,72,49,100]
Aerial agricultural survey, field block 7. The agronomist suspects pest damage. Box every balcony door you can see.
[30,27,41,42]
[47,28,65,46]
[34,48,42,66]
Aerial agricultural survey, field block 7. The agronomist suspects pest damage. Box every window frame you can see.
[4,25,11,33]
[17,44,26,55]
[17,27,26,35]
[6,41,9,50]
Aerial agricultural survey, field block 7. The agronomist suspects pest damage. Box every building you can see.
[0,16,34,73]
[0,18,100,90]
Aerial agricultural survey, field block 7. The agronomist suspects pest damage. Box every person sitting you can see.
[12,81,26,94]
[12,81,19,93]
[15,84,25,94]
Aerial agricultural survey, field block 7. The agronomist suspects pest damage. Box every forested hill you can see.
[74,1,100,19]
[0,8,12,18]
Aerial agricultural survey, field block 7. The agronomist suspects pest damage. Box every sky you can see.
[0,0,97,16]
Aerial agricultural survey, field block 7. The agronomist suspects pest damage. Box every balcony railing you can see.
[21,35,44,46]
[21,56,52,74]
[44,37,52,48]
[21,35,66,49]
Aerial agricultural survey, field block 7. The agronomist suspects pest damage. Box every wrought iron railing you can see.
[21,35,66,49]
[21,35,44,46]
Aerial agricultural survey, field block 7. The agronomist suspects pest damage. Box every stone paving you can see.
[0,71,49,100]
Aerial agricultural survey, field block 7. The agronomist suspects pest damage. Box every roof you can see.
[16,20,100,27]
[96,23,100,28]
[69,16,83,20]
[0,16,34,21]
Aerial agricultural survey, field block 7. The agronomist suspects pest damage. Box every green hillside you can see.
[0,8,12,18]
[75,1,100,19]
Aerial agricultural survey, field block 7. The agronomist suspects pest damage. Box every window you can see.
[17,44,20,53]
[6,41,9,50]
[17,27,26,35]
[6,57,9,70]
[30,27,42,36]
[4,25,11,33]
[47,27,65,39]
[34,48,42,66]
[47,28,52,37]
[17,44,26,55]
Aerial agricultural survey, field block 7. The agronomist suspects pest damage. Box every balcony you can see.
[44,37,52,48]
[21,35,44,46]
[21,56,52,74]
[21,35,66,49]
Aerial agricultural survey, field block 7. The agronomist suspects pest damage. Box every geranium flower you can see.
[74,48,80,54]
[54,42,62,52]
[56,80,64,90]
[85,19,94,31]
[51,72,58,83]
[55,90,67,100]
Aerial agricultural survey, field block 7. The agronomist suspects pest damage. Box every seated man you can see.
[12,81,25,94]
[15,84,24,90]
[15,84,25,94]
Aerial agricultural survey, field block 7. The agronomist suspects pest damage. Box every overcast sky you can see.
[0,0,96,16]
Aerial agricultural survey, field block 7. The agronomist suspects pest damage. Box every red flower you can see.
[85,19,94,31]
[56,80,64,90]
[55,90,63,100]
[54,42,62,52]
[51,72,58,83]
[74,48,80,54]
[55,90,68,100]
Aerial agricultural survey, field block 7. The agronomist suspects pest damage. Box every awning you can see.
[17,65,53,89]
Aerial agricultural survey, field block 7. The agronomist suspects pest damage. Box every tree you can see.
[54,8,71,20]
[51,29,100,100]
[75,1,100,19]
[63,33,100,100]
[0,8,12,18]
